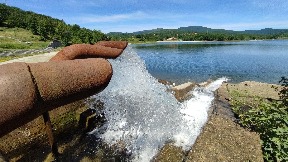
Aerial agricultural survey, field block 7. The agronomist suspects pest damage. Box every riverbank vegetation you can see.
[231,77,288,161]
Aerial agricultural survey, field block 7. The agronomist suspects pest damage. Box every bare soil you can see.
[186,114,263,162]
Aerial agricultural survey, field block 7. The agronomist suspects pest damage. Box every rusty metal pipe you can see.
[96,41,128,49]
[0,58,112,137]
[45,40,127,154]
[50,41,128,61]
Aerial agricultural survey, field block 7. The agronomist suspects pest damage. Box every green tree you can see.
[1,4,107,45]
[0,4,9,26]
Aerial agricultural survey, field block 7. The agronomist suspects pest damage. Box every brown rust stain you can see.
[96,41,128,49]
[50,44,124,61]
[29,58,112,109]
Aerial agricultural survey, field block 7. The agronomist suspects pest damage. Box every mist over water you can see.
[89,46,227,161]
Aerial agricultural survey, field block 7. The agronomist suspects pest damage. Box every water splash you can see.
[89,45,227,161]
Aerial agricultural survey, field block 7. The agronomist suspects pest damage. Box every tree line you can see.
[107,27,288,42]
[0,4,107,46]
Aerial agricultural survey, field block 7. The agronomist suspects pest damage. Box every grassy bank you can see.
[0,27,50,50]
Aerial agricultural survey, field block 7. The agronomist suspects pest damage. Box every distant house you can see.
[166,37,178,41]
[48,40,62,48]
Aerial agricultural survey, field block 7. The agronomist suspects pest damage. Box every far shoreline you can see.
[131,38,288,44]
[157,40,206,43]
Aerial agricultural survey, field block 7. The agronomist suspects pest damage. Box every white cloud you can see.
[203,20,288,31]
[77,11,147,23]
[89,19,288,33]
[62,0,103,7]
[251,0,288,10]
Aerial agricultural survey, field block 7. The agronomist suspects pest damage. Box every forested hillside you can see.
[0,3,107,46]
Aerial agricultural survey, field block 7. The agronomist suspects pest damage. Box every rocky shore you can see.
[0,53,279,161]
[0,47,57,57]
[157,80,280,161]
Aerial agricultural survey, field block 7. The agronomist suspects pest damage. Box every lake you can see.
[133,40,288,84]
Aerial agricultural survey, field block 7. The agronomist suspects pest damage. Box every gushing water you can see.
[89,45,227,161]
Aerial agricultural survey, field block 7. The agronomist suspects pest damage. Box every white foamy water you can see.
[89,45,227,162]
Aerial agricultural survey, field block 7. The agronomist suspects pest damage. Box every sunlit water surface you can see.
[89,46,227,162]
[134,40,288,84]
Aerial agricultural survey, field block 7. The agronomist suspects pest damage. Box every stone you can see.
[172,82,196,101]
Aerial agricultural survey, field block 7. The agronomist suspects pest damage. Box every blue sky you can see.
[2,0,288,33]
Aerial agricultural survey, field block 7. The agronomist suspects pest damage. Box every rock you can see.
[172,82,196,101]
[153,144,185,162]
[158,79,172,85]
[198,79,213,87]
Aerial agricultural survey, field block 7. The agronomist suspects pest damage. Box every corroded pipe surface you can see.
[45,41,126,154]
[0,59,112,137]
[0,62,38,135]
[50,41,128,61]
[96,41,128,49]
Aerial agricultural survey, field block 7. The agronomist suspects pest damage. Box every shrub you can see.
[0,43,27,49]
[231,77,288,162]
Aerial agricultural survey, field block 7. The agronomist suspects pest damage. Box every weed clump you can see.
[231,77,288,162]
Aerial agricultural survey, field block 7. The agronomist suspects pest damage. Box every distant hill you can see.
[178,26,288,35]
[107,26,288,42]
[109,26,288,35]
[241,28,288,35]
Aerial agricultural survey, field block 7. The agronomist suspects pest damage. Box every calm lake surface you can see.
[133,40,288,84]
